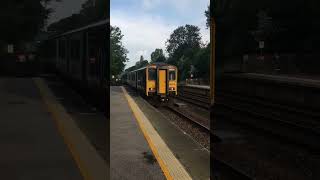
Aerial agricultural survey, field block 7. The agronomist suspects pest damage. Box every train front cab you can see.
[146,65,156,96]
[156,65,177,101]
[168,66,177,96]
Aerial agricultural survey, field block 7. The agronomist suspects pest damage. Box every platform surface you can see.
[0,77,82,179]
[122,86,210,180]
[110,86,165,180]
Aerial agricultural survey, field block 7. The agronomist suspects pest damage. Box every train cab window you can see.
[169,71,176,80]
[148,68,156,80]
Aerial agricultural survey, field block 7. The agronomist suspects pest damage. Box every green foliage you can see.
[124,8,211,80]
[80,0,107,22]
[193,43,210,81]
[111,26,128,76]
[139,55,144,62]
[48,0,107,33]
[135,59,149,69]
[205,5,210,28]
[0,0,59,44]
[150,49,166,63]
[166,25,201,57]
[124,59,149,72]
[166,24,203,81]
[124,55,149,71]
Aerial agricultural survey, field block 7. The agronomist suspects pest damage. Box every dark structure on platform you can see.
[41,19,109,114]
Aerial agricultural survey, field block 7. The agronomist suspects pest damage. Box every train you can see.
[42,19,109,114]
[122,63,178,101]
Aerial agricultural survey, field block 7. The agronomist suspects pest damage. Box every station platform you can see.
[0,77,106,180]
[110,86,210,180]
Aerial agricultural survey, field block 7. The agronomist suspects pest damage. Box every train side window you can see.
[169,71,176,80]
[148,68,156,80]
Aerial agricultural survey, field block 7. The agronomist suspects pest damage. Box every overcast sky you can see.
[47,0,88,25]
[111,0,210,68]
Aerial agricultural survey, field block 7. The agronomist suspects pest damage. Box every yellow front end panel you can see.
[146,80,156,96]
[158,70,166,94]
[169,81,177,95]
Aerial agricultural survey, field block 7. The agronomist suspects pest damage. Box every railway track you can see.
[177,84,320,178]
[178,85,320,149]
[141,85,254,179]
[177,85,210,109]
[214,90,320,150]
[163,105,252,179]
[164,105,210,132]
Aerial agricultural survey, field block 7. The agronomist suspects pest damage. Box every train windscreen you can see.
[169,70,176,80]
[148,68,156,80]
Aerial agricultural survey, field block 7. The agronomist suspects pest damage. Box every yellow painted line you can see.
[34,78,107,180]
[121,87,192,180]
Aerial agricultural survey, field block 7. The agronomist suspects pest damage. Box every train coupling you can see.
[160,97,169,102]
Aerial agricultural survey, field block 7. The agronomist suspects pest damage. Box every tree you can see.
[135,55,148,69]
[140,55,144,62]
[48,0,107,34]
[166,24,202,80]
[166,25,201,57]
[80,0,107,23]
[111,26,128,76]
[193,44,210,81]
[150,49,166,63]
[0,0,60,48]
[135,60,149,68]
[205,5,210,29]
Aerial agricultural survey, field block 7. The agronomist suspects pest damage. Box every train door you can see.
[158,69,167,95]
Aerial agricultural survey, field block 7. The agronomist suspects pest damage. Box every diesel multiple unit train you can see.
[42,19,109,113]
[123,63,178,101]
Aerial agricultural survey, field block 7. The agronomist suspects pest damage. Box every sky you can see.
[111,0,210,68]
[47,0,88,25]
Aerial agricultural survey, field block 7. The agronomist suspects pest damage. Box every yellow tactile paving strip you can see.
[121,87,192,180]
[34,78,108,180]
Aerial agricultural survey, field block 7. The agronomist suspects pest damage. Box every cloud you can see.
[111,0,210,68]
[111,12,177,67]
[141,0,208,15]
[141,0,161,10]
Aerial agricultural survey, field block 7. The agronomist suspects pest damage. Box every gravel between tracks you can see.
[157,107,210,150]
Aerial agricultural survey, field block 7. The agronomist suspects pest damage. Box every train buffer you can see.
[110,86,210,180]
[0,77,107,180]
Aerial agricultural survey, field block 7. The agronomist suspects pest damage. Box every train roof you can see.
[125,63,177,73]
[51,18,109,39]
